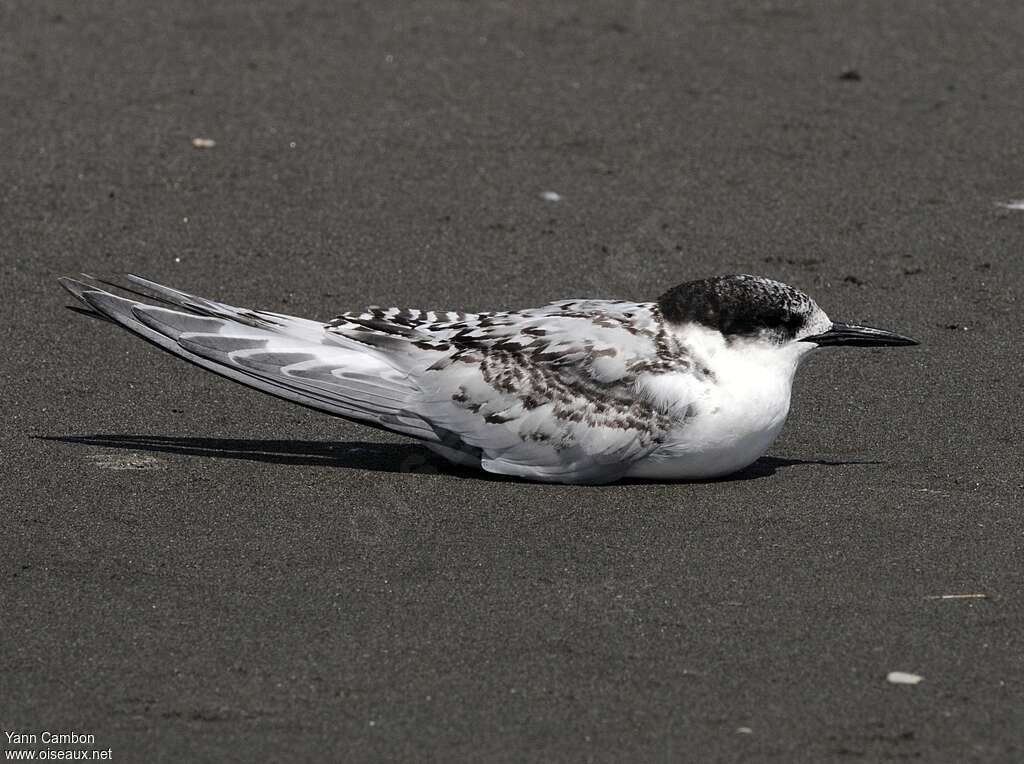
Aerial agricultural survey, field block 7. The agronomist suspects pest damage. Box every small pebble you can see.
[886,671,923,685]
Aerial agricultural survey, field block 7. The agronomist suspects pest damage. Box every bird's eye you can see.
[763,314,784,329]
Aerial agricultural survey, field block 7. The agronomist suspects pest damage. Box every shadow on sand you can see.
[42,434,880,484]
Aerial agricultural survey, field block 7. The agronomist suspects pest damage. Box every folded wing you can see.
[59,276,442,443]
[63,279,693,483]
[330,299,690,483]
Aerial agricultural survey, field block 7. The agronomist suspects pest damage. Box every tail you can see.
[59,275,438,442]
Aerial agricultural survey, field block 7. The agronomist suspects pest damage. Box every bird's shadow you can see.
[40,434,879,483]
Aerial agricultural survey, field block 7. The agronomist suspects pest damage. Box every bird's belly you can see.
[625,392,791,481]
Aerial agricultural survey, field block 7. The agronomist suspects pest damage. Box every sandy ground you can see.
[3,1,1023,761]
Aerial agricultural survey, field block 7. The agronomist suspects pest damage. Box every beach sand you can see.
[3,1,1022,759]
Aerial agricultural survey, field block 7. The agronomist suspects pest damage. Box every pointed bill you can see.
[802,322,918,347]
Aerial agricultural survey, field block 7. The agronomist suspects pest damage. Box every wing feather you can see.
[59,277,440,442]
[396,301,690,484]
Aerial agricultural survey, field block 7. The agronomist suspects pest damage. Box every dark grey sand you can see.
[3,1,1023,760]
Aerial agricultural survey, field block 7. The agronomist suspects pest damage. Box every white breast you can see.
[627,327,809,480]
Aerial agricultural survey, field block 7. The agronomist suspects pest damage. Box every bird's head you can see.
[657,274,917,358]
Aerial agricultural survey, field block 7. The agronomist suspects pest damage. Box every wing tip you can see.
[58,274,98,304]
[58,276,147,325]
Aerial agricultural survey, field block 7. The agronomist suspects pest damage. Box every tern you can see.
[60,274,917,484]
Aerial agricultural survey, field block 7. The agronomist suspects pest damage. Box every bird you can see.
[59,273,917,485]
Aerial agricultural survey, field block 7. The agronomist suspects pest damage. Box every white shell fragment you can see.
[540,190,562,202]
[191,137,217,149]
[886,671,923,685]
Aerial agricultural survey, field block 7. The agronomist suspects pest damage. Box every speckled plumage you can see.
[325,298,691,482]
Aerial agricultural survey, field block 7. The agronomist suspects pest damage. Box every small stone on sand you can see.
[886,671,923,685]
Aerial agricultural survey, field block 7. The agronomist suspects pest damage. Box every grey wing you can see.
[338,299,688,484]
[59,276,448,443]
[64,280,690,484]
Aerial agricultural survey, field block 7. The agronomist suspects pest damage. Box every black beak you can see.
[801,322,919,348]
